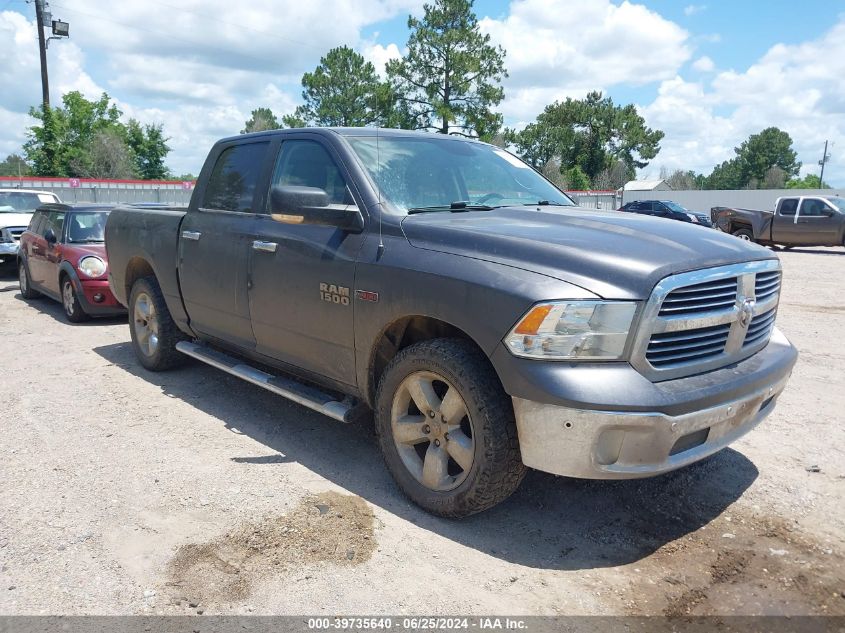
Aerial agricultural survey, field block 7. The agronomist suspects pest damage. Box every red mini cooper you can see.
[18,204,125,322]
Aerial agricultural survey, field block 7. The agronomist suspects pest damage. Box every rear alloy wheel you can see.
[128,275,185,371]
[375,338,526,518]
[732,228,754,242]
[18,260,41,299]
[62,277,90,323]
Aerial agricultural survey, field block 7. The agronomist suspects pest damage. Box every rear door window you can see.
[779,199,798,216]
[201,142,271,213]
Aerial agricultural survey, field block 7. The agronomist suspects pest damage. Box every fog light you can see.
[93,293,105,303]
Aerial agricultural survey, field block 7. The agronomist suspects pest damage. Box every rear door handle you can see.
[181,230,202,241]
[252,240,278,253]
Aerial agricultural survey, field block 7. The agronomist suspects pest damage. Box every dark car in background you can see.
[18,204,125,322]
[619,200,713,227]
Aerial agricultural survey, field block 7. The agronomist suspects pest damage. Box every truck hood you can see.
[0,212,34,228]
[401,206,776,300]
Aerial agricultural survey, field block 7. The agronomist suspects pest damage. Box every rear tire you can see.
[732,228,754,242]
[128,275,186,371]
[18,260,41,299]
[375,338,526,518]
[61,277,90,323]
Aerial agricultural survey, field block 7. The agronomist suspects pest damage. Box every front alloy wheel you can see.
[375,338,526,518]
[62,278,89,322]
[391,371,475,492]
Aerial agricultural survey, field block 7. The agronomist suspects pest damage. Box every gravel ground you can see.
[0,247,843,617]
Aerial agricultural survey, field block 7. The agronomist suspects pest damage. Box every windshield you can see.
[346,136,575,213]
[0,192,56,213]
[663,201,689,213]
[825,197,845,212]
[67,211,109,243]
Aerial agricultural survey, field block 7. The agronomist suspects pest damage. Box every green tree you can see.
[506,91,664,186]
[24,91,172,179]
[564,165,591,191]
[386,0,507,136]
[288,46,384,127]
[0,154,31,177]
[786,174,830,189]
[126,120,171,180]
[735,127,800,186]
[701,127,800,189]
[80,129,137,179]
[660,167,699,190]
[241,107,281,133]
[703,159,742,189]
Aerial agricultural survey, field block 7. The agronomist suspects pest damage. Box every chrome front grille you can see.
[658,278,738,316]
[755,271,781,303]
[647,323,731,367]
[743,308,776,348]
[631,261,782,381]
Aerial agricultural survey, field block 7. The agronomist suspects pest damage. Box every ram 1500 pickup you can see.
[105,128,798,517]
[712,195,845,247]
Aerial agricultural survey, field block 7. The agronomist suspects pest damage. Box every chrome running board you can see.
[176,341,353,423]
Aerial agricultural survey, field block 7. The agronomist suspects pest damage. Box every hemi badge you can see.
[355,290,379,303]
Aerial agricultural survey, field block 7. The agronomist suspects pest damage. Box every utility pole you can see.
[818,140,830,189]
[34,0,50,108]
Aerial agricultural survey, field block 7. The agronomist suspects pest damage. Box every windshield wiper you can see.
[528,200,570,207]
[408,201,497,214]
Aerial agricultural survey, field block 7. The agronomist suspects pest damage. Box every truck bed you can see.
[105,205,189,327]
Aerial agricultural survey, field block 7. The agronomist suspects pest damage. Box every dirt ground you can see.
[0,247,843,617]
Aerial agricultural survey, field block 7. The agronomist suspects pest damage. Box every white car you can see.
[0,189,62,266]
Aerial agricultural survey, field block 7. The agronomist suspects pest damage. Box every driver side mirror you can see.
[44,228,57,245]
[270,185,364,233]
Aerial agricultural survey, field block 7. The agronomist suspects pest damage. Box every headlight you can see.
[686,213,700,224]
[0,229,12,243]
[505,301,638,360]
[78,256,106,278]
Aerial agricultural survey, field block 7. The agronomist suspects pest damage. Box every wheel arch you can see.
[366,314,491,407]
[124,257,155,301]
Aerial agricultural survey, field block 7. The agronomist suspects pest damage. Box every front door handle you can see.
[252,240,278,253]
[181,230,202,241]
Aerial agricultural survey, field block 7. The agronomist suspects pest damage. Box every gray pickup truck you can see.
[105,128,798,517]
[712,195,845,248]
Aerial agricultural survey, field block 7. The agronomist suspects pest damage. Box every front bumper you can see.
[501,328,797,479]
[76,279,126,317]
[0,242,19,258]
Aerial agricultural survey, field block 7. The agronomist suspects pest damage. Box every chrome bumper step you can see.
[175,341,354,423]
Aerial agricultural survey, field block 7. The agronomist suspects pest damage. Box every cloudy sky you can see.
[1,0,843,185]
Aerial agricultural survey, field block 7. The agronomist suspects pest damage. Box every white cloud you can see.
[479,0,692,120]
[641,18,845,185]
[692,56,715,72]
[684,4,707,17]
[362,42,403,76]
[0,1,425,174]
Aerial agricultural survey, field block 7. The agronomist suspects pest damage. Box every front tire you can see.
[128,275,185,371]
[19,260,41,299]
[732,228,754,242]
[375,338,526,518]
[61,277,90,323]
